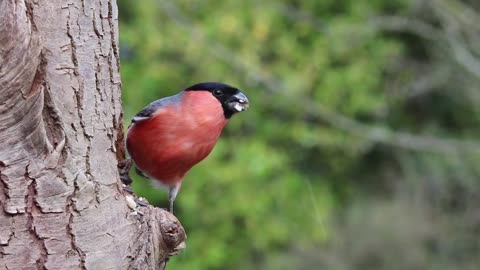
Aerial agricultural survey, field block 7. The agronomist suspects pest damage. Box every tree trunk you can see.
[0,0,186,269]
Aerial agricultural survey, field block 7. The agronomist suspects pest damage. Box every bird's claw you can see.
[120,174,133,185]
[118,159,133,185]
[135,197,149,207]
[118,159,133,173]
[123,184,134,194]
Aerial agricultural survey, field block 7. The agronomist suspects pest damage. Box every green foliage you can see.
[118,0,480,269]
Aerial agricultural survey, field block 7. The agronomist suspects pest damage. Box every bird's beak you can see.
[227,92,250,112]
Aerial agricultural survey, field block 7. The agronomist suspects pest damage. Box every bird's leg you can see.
[118,159,133,186]
[168,182,182,214]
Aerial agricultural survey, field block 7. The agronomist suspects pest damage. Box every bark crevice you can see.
[66,171,86,269]
[25,164,48,269]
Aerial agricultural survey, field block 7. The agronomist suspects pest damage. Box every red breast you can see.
[126,91,228,185]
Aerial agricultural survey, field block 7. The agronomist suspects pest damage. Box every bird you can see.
[124,82,249,213]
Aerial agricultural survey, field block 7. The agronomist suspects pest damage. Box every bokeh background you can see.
[117,0,480,269]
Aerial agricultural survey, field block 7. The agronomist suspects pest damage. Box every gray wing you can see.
[131,92,183,123]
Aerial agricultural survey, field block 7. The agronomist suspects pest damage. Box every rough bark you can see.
[0,0,186,269]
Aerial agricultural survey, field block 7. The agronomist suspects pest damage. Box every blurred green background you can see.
[118,0,480,269]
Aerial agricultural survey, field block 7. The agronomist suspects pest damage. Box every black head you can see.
[184,82,249,118]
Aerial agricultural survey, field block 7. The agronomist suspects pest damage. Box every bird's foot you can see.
[120,174,133,185]
[135,197,149,207]
[123,184,134,194]
[118,159,133,185]
[118,159,133,173]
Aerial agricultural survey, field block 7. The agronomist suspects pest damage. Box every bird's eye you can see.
[213,89,223,97]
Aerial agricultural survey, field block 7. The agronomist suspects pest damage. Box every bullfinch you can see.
[125,82,249,213]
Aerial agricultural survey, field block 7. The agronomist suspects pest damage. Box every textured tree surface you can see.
[0,0,185,269]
